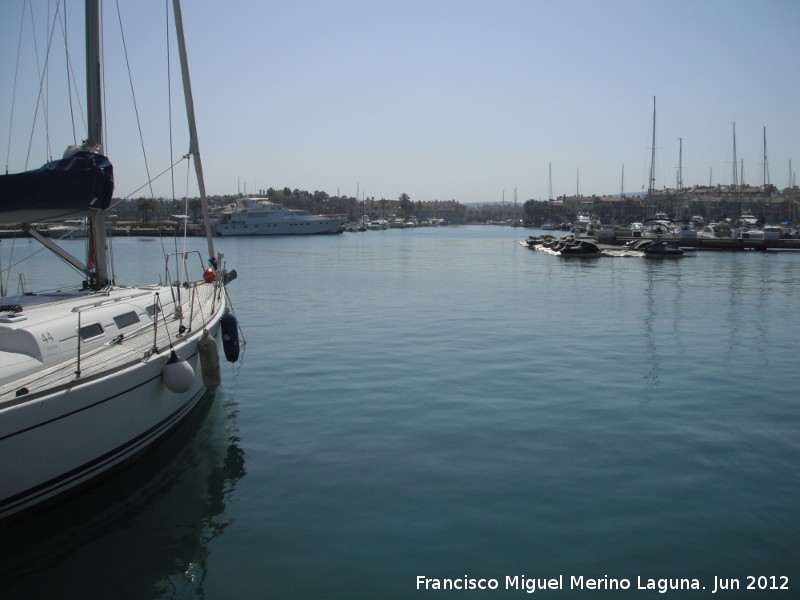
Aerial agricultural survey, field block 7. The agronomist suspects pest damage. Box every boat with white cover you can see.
[698,223,734,239]
[0,0,237,523]
[212,198,347,235]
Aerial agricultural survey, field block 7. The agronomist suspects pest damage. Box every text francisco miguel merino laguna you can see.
[416,574,750,594]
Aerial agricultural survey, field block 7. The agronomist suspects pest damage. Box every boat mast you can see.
[676,138,683,220]
[548,161,553,201]
[172,0,216,264]
[731,122,738,188]
[762,126,769,188]
[620,164,624,198]
[648,96,656,219]
[85,0,111,287]
[732,122,740,221]
[762,126,770,223]
[85,1,102,150]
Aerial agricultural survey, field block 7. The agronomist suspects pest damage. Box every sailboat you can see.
[540,162,556,230]
[641,97,679,243]
[0,0,238,523]
[646,96,658,221]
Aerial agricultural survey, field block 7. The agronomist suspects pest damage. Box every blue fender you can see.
[220,312,240,363]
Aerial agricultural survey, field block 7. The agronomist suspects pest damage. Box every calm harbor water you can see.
[2,226,799,599]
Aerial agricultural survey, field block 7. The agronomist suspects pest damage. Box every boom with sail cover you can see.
[0,151,114,224]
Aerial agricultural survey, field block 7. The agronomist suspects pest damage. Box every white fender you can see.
[198,330,221,391]
[162,350,195,393]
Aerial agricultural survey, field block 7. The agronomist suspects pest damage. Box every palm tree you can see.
[137,197,156,223]
[399,193,412,217]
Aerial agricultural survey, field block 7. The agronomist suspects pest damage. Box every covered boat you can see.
[536,236,602,257]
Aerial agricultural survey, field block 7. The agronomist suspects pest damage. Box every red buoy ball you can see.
[203,268,216,283]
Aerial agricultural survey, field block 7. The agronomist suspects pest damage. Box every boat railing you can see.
[163,249,223,328]
[164,250,206,287]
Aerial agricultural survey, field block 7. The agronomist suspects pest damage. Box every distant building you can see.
[537,185,799,225]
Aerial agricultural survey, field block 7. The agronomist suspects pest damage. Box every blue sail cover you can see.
[0,151,114,224]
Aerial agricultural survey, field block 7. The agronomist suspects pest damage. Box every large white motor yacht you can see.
[212,198,347,236]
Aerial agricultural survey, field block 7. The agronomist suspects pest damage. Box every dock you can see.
[0,227,203,239]
[607,235,800,251]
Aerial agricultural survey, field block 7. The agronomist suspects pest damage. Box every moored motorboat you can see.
[536,236,601,257]
[212,198,347,236]
[641,240,684,257]
[642,217,677,238]
[698,222,733,239]
[624,239,654,251]
[524,234,556,247]
[559,240,601,256]
[42,219,89,239]
[623,238,684,256]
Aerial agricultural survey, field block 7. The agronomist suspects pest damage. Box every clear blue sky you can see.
[2,0,798,204]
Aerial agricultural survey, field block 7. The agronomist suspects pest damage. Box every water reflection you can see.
[642,262,662,392]
[637,251,799,400]
[0,390,245,599]
[723,252,777,368]
[641,259,687,395]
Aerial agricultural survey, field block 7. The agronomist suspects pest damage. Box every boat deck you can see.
[0,281,223,405]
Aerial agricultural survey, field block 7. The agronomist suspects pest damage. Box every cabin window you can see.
[113,311,140,329]
[145,304,161,318]
[79,323,104,341]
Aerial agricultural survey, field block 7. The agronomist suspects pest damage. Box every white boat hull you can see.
[214,219,345,235]
[0,344,207,520]
[211,197,347,236]
[0,282,226,523]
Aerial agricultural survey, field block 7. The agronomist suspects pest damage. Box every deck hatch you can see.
[113,311,140,329]
[79,323,104,341]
